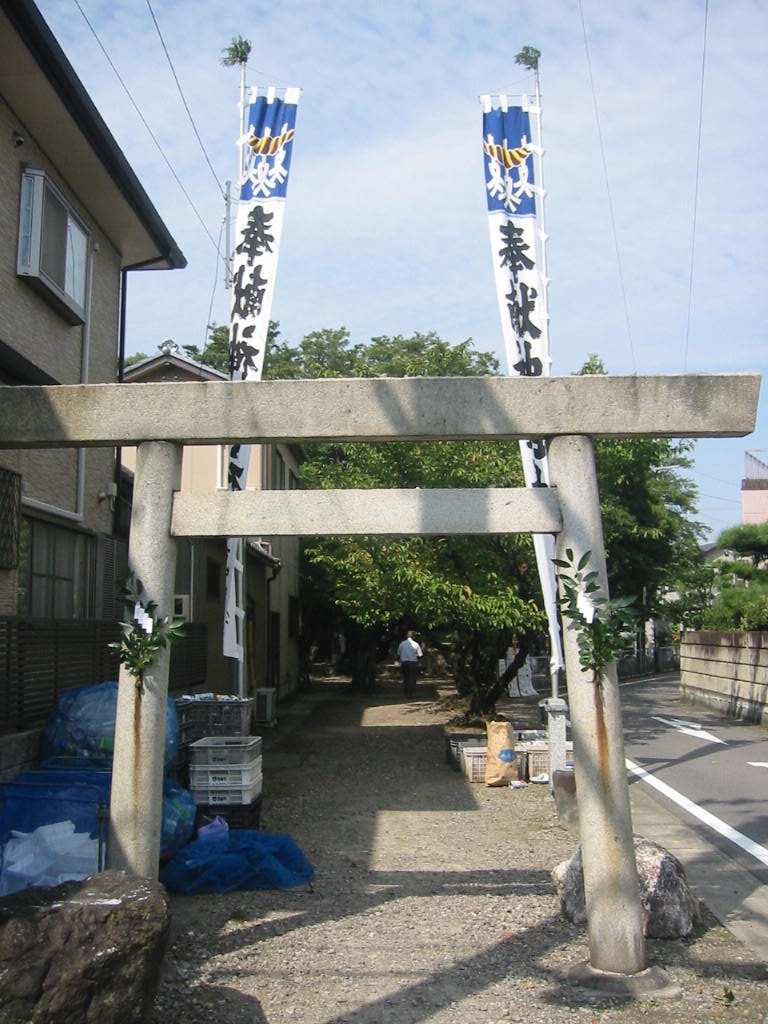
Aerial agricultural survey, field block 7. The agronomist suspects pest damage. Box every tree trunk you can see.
[349,626,379,690]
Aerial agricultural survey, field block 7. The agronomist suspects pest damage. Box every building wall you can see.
[0,95,122,617]
[742,487,768,525]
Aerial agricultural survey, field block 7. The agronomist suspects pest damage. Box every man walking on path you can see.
[397,630,422,698]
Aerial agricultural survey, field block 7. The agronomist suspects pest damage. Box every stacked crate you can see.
[175,696,262,831]
[516,738,574,781]
[188,735,263,831]
[175,695,254,758]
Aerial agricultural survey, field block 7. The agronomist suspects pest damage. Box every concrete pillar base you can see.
[552,768,578,832]
[557,961,682,1000]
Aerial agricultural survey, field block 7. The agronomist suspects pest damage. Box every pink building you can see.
[741,450,768,525]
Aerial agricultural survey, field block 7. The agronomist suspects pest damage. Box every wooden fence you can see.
[0,618,208,734]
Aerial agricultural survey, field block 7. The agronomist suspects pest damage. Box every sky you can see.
[35,0,767,542]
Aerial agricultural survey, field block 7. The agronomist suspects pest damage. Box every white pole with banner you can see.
[479,89,565,702]
[223,84,300,694]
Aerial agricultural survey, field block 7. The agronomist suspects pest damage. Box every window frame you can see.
[18,516,93,619]
[17,168,90,324]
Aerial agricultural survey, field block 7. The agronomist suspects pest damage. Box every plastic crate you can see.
[446,732,486,771]
[195,795,262,833]
[190,773,262,806]
[189,758,262,789]
[176,697,253,745]
[519,742,574,780]
[461,745,488,783]
[189,735,262,766]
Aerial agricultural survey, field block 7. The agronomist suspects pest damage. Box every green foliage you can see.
[185,320,280,376]
[660,535,717,632]
[515,46,541,71]
[717,522,768,562]
[182,325,230,373]
[701,582,768,631]
[576,355,706,619]
[262,327,499,381]
[220,36,252,66]
[720,984,735,1006]
[280,328,541,708]
[108,572,185,694]
[698,522,768,631]
[553,548,639,680]
[124,351,149,368]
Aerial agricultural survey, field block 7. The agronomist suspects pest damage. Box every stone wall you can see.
[0,728,41,783]
[680,630,768,726]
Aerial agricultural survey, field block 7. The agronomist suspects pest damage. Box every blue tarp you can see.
[160,831,315,894]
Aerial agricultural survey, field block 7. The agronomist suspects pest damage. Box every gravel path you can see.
[151,675,768,1023]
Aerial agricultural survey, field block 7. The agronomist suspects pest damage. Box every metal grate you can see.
[0,468,21,569]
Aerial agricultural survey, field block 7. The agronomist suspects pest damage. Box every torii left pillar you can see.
[107,441,182,877]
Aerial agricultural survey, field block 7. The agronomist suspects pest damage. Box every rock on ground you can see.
[0,869,169,1024]
[552,836,701,938]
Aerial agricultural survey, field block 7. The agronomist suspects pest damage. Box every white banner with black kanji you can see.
[481,93,563,678]
[223,86,300,661]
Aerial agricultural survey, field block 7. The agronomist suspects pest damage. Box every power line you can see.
[144,0,224,197]
[683,0,710,373]
[199,215,227,366]
[72,0,223,256]
[577,0,637,373]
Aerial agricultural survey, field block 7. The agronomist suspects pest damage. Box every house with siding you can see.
[0,0,185,774]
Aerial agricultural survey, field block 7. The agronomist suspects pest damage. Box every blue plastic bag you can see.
[160,831,315,894]
[42,681,179,767]
[160,778,196,859]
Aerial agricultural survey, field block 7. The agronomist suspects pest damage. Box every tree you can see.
[576,355,706,639]
[179,320,281,376]
[124,351,149,368]
[270,329,545,716]
[700,523,768,631]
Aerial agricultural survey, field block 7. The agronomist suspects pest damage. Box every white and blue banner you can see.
[224,86,300,662]
[481,93,564,679]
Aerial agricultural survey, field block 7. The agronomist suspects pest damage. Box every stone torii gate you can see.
[0,372,760,983]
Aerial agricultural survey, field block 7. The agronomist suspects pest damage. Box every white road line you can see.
[748,762,768,769]
[626,758,768,869]
[650,715,725,745]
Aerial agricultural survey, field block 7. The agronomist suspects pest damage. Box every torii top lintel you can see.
[0,373,759,449]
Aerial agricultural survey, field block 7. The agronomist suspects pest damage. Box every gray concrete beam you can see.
[0,373,759,448]
[171,487,563,537]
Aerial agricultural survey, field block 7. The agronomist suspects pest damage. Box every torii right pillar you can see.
[549,434,645,977]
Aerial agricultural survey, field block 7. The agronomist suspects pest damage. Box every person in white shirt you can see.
[397,630,423,698]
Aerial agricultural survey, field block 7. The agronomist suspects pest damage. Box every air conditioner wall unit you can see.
[255,687,276,725]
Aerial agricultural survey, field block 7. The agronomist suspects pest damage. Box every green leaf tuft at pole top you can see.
[221,36,252,67]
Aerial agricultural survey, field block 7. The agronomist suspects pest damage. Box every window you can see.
[17,518,93,618]
[17,169,89,324]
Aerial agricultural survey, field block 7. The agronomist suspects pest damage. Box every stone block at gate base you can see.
[552,837,701,938]
[0,869,170,1024]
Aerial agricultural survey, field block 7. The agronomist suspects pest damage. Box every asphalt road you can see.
[620,674,768,890]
